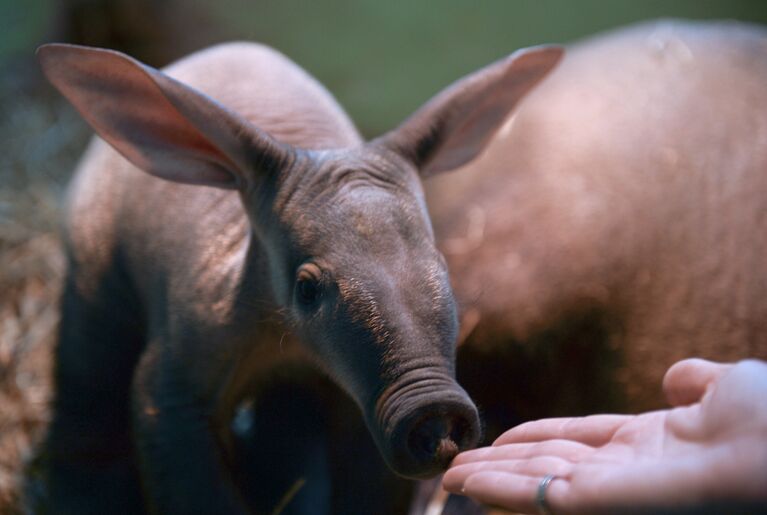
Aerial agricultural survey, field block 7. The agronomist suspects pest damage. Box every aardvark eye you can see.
[295,262,323,306]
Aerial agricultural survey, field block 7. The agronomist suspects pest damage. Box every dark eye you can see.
[295,263,323,306]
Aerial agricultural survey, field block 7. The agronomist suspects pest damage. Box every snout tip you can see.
[407,413,468,469]
[389,399,480,479]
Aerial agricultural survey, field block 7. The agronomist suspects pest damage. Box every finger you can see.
[443,456,572,493]
[451,439,593,467]
[663,358,732,406]
[667,359,767,437]
[494,415,632,447]
[459,471,568,515]
[664,403,704,439]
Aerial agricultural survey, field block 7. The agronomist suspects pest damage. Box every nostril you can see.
[407,414,471,468]
[408,416,448,457]
[434,437,459,465]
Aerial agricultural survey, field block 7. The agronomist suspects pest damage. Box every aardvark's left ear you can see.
[379,45,563,177]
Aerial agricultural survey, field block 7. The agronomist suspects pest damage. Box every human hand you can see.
[442,359,767,514]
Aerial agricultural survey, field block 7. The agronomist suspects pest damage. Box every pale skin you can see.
[443,358,767,514]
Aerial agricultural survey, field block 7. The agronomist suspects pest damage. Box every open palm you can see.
[443,359,767,514]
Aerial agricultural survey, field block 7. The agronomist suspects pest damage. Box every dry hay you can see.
[0,70,88,512]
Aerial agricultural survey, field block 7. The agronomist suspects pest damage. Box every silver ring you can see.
[536,473,557,515]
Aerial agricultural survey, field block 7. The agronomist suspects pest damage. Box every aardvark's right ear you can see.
[36,43,292,190]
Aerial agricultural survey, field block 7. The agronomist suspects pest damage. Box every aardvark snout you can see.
[375,376,480,479]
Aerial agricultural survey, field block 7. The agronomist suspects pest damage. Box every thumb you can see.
[662,358,732,406]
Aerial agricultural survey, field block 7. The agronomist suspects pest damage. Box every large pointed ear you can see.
[36,43,292,190]
[379,45,563,177]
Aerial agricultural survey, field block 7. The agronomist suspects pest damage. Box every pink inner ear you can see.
[38,44,242,189]
[394,45,563,178]
[103,100,241,187]
[142,155,240,188]
[423,107,508,176]
[427,54,563,175]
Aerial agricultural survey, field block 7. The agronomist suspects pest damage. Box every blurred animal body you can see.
[425,20,767,436]
[35,40,561,513]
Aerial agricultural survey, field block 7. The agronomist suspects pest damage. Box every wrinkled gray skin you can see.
[36,41,561,514]
[426,20,767,434]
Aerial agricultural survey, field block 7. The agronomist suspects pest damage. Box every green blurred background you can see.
[2,0,767,136]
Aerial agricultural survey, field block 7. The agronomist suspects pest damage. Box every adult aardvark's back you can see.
[426,20,767,439]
